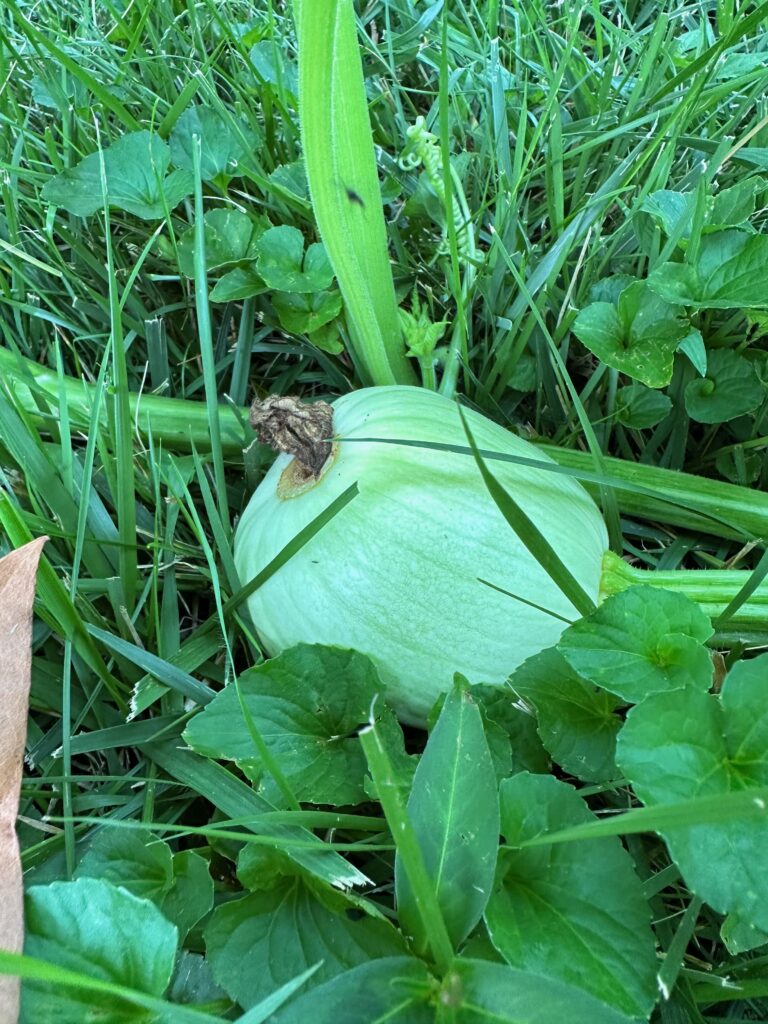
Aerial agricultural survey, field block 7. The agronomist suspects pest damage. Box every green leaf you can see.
[615,383,672,429]
[721,913,768,955]
[709,178,762,228]
[572,280,688,387]
[617,655,768,932]
[23,878,177,1022]
[676,328,707,375]
[296,0,414,384]
[41,130,193,219]
[74,829,173,902]
[175,208,267,276]
[471,684,551,779]
[255,225,334,293]
[210,264,266,302]
[183,645,385,805]
[510,648,622,782]
[558,585,713,703]
[169,106,246,181]
[267,957,433,1024]
[485,773,657,1018]
[649,230,768,308]
[395,679,499,954]
[268,160,310,202]
[684,348,764,424]
[159,850,214,940]
[640,189,696,239]
[640,181,760,241]
[269,956,638,1024]
[273,290,343,334]
[307,321,345,354]
[203,879,405,1008]
[249,40,299,95]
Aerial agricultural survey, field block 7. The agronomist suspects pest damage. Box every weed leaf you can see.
[617,654,768,932]
[485,773,657,1018]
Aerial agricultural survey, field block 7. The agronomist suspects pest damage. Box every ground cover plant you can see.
[2,0,768,1020]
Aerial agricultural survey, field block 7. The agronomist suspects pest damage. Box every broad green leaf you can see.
[74,829,173,902]
[471,683,551,780]
[684,348,764,423]
[22,878,177,1022]
[176,208,267,276]
[709,178,762,228]
[296,0,414,384]
[362,704,418,804]
[641,182,760,240]
[183,645,386,805]
[447,959,638,1024]
[267,957,433,1024]
[210,264,265,302]
[307,321,345,354]
[256,225,334,293]
[485,773,657,1019]
[204,879,405,1008]
[273,290,343,334]
[268,957,637,1024]
[268,160,310,202]
[169,106,246,181]
[167,951,227,1008]
[649,230,768,308]
[572,280,688,387]
[249,40,299,94]
[715,445,762,486]
[615,383,672,429]
[558,585,713,703]
[617,655,768,932]
[396,679,499,954]
[721,913,768,955]
[510,648,622,782]
[41,131,193,219]
[676,328,707,376]
[159,851,213,940]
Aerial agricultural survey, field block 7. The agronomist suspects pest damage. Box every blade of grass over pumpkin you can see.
[478,578,574,625]
[459,408,596,618]
[712,546,768,631]
[228,481,359,610]
[295,0,414,386]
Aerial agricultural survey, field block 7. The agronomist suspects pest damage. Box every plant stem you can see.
[4,346,768,544]
[600,551,768,646]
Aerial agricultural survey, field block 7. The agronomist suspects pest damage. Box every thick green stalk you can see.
[3,346,768,544]
[601,551,768,646]
[295,0,414,386]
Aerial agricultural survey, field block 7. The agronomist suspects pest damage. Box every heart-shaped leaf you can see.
[256,225,334,293]
[169,106,246,181]
[685,348,764,423]
[617,655,768,931]
[558,585,713,703]
[649,230,768,309]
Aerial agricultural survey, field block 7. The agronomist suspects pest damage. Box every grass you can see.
[2,0,768,1020]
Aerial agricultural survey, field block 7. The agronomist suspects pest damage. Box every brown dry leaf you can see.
[0,538,47,1024]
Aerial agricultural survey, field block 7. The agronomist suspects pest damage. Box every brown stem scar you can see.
[250,395,335,479]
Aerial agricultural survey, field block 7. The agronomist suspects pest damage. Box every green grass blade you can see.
[295,0,414,386]
[459,407,596,619]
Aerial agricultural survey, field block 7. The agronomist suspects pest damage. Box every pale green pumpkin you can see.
[235,386,608,725]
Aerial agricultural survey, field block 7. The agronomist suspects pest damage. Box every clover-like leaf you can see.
[485,773,657,1018]
[209,264,265,302]
[572,280,688,387]
[256,225,334,292]
[617,655,768,932]
[510,647,622,781]
[558,585,714,703]
[273,290,343,334]
[685,348,764,423]
[249,40,299,95]
[649,230,768,308]
[41,131,193,219]
[615,383,672,429]
[169,106,246,181]
[183,644,390,805]
[175,208,267,277]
